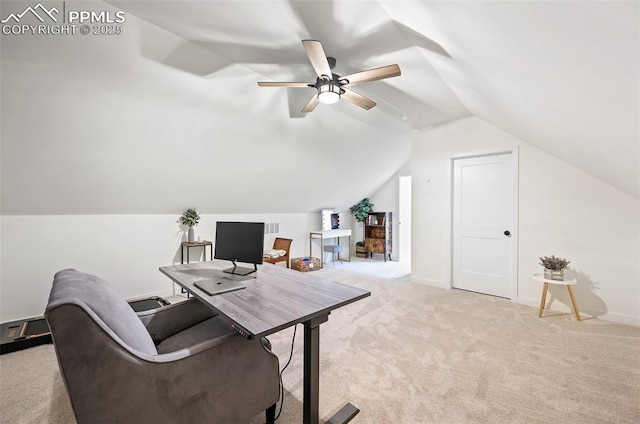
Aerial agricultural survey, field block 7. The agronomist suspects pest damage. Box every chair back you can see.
[45,269,157,355]
[272,237,292,253]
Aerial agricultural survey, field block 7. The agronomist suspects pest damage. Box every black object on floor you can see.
[0,296,170,354]
[127,296,170,312]
[0,317,52,355]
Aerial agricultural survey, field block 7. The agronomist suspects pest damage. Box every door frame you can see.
[447,147,519,300]
[398,175,412,263]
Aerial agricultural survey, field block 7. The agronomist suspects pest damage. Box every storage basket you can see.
[291,257,321,272]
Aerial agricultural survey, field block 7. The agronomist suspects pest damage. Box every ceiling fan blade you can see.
[301,94,320,113]
[342,88,377,110]
[257,82,310,87]
[302,40,332,78]
[341,64,401,86]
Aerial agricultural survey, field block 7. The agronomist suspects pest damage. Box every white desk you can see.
[309,229,352,268]
[533,274,581,321]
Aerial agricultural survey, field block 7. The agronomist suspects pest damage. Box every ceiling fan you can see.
[257,40,401,113]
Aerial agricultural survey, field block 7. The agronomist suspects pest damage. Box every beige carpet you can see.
[1,261,639,424]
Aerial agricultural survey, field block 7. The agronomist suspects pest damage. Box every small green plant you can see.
[356,241,364,247]
[350,198,374,223]
[539,255,570,271]
[179,208,200,227]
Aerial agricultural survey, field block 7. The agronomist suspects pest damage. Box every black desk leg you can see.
[303,317,323,424]
[303,315,359,424]
[180,246,191,298]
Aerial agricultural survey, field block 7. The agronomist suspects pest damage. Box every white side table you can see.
[533,274,581,321]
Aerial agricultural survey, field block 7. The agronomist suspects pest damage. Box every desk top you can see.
[181,240,212,247]
[310,229,352,238]
[159,260,370,338]
[533,273,577,285]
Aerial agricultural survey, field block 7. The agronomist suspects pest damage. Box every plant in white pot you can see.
[539,255,570,281]
[180,208,201,243]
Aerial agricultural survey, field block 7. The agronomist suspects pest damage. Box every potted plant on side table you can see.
[539,255,570,280]
[180,208,201,243]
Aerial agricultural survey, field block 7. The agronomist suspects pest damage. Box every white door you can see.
[452,153,514,298]
[398,176,412,263]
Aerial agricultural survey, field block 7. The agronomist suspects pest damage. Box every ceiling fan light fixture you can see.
[258,40,402,113]
[317,81,341,104]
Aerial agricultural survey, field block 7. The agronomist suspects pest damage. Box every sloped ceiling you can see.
[1,1,638,216]
[108,0,639,198]
[380,1,639,198]
[108,0,470,129]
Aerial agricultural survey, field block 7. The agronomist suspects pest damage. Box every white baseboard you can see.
[410,276,449,289]
[155,288,177,298]
[127,288,176,302]
[516,296,549,309]
[516,296,640,327]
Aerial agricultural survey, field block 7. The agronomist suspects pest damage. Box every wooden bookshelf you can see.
[364,212,392,261]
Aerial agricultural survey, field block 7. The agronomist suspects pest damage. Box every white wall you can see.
[411,117,640,325]
[0,212,338,322]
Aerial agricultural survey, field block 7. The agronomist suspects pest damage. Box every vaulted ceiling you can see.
[111,0,638,197]
[1,1,637,215]
[108,0,471,130]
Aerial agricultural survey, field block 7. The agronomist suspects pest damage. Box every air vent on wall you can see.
[265,223,280,235]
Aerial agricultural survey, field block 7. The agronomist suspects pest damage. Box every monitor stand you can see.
[223,262,257,276]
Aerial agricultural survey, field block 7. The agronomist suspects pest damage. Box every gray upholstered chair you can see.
[44,269,279,424]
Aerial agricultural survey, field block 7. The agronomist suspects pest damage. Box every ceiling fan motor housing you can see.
[314,74,345,88]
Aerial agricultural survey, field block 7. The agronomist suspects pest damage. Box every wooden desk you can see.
[534,274,581,321]
[159,260,370,424]
[309,229,352,268]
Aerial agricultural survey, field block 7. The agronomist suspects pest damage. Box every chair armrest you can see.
[137,298,215,343]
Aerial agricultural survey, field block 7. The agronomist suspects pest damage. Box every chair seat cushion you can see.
[264,249,287,258]
[323,245,344,253]
[156,315,237,354]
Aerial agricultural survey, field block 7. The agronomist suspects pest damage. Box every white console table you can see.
[309,229,352,268]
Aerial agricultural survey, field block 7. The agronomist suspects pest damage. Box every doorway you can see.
[399,175,412,264]
[451,152,517,298]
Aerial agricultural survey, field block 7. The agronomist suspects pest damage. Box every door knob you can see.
[504,230,511,236]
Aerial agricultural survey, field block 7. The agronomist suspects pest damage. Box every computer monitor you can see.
[214,221,265,275]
